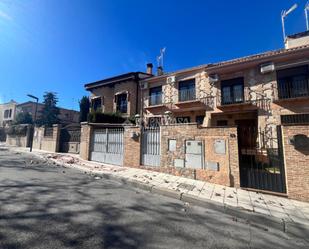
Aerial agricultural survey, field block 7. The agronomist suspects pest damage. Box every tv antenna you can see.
[305,1,309,30]
[156,47,166,68]
[281,3,298,41]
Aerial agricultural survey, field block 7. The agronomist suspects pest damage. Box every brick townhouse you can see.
[139,31,309,194]
[84,67,153,118]
[141,31,309,136]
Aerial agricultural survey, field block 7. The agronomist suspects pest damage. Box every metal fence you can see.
[141,127,160,167]
[90,127,124,166]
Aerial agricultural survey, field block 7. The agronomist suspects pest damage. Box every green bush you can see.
[88,111,127,124]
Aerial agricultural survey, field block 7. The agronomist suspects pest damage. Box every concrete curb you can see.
[5,146,309,239]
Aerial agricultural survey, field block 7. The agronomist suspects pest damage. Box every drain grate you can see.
[177,183,196,191]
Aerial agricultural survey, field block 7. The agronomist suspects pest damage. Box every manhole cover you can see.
[177,183,195,191]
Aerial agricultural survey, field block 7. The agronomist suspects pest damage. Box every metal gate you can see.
[141,127,160,167]
[238,124,286,193]
[59,124,81,153]
[90,127,124,166]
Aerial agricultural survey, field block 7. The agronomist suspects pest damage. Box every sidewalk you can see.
[5,145,309,238]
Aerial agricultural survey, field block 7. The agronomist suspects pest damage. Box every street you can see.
[0,147,308,249]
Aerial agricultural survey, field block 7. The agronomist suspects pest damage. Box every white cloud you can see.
[0,9,12,21]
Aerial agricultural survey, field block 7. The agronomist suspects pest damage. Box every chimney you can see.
[157,66,163,76]
[146,63,153,75]
[285,31,309,49]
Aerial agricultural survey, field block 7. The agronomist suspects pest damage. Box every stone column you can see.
[53,124,62,152]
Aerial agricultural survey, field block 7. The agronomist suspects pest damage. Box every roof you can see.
[0,100,18,106]
[84,72,152,90]
[143,44,309,82]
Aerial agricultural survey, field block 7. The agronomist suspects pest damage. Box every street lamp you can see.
[281,3,298,41]
[27,94,39,152]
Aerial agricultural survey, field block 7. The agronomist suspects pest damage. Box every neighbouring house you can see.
[16,101,80,125]
[0,100,18,127]
[84,65,153,119]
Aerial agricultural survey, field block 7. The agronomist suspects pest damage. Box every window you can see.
[91,97,102,111]
[217,120,228,126]
[116,94,127,113]
[281,114,309,125]
[277,65,309,99]
[176,116,191,123]
[196,115,205,125]
[178,79,196,102]
[149,86,162,106]
[221,78,244,105]
[4,109,12,119]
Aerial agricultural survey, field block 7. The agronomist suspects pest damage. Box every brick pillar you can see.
[80,122,92,160]
[227,127,240,188]
[52,124,61,152]
[123,126,141,168]
[282,125,309,202]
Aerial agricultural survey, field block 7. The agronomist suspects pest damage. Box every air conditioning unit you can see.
[260,62,275,74]
[209,74,219,84]
[140,82,148,90]
[166,76,176,84]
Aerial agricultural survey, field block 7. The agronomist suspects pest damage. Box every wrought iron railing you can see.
[277,78,309,100]
[220,87,244,105]
[178,88,196,102]
[148,94,162,106]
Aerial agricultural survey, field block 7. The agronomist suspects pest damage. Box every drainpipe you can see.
[135,74,139,119]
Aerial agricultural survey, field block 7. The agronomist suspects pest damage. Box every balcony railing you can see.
[220,87,244,105]
[178,88,196,102]
[148,94,162,106]
[277,78,309,100]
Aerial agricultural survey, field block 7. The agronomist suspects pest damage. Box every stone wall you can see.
[6,124,32,147]
[80,122,240,187]
[282,125,309,202]
[32,124,61,152]
[158,123,239,187]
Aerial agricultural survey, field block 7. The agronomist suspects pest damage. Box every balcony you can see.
[178,88,196,102]
[217,87,269,112]
[149,94,162,106]
[275,78,309,101]
[144,94,167,113]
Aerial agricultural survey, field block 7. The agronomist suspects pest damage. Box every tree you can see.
[37,92,60,126]
[79,96,90,122]
[14,112,33,124]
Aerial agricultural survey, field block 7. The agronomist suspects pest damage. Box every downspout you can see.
[135,74,139,118]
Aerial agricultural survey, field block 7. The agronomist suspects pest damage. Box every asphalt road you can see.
[0,148,308,249]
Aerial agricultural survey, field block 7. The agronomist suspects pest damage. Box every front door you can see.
[236,119,286,193]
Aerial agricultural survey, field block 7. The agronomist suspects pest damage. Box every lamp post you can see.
[27,94,39,152]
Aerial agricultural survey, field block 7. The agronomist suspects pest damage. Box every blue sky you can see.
[0,0,308,110]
